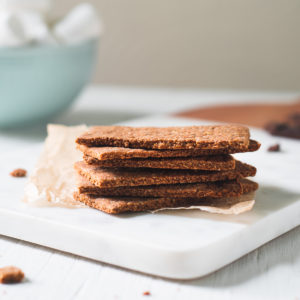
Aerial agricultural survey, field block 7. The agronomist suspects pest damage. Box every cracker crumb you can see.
[10,168,27,178]
[0,266,24,284]
[143,291,151,296]
[267,144,280,152]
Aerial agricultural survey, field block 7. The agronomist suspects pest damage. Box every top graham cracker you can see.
[76,125,250,150]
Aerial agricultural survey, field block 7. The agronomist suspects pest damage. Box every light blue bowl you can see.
[0,39,98,128]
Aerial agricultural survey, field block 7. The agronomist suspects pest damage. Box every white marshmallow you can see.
[0,2,101,47]
[53,3,102,45]
[17,10,56,45]
[0,10,56,47]
[0,11,27,47]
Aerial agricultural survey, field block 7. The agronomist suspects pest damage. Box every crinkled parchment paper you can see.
[24,124,87,207]
[153,192,255,214]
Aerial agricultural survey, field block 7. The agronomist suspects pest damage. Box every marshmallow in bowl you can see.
[17,11,56,45]
[53,3,102,45]
[0,2,101,47]
[0,12,27,47]
[0,10,55,46]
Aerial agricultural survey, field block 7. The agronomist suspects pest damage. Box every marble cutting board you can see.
[0,115,299,279]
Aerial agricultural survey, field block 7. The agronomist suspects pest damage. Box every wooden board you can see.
[175,101,300,127]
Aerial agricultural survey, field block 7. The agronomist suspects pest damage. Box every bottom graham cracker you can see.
[74,179,258,214]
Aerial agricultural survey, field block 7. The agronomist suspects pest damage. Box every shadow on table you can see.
[1,223,299,289]
[116,185,300,286]
[168,185,300,286]
[0,109,143,142]
[185,224,300,288]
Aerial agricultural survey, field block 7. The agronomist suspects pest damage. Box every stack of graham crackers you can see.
[73,125,260,214]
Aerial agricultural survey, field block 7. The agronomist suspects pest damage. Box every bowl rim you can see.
[0,38,99,56]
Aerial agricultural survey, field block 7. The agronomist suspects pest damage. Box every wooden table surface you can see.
[0,86,299,300]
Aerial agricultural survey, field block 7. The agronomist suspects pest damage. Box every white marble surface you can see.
[0,86,300,299]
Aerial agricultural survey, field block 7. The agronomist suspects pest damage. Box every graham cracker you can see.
[83,153,235,170]
[74,160,256,188]
[73,179,258,214]
[76,125,250,150]
[77,139,260,161]
[77,176,246,198]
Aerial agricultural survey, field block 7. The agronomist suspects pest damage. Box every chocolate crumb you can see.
[268,144,280,152]
[10,169,27,178]
[0,266,24,284]
[143,291,151,296]
[264,112,300,140]
[288,112,300,125]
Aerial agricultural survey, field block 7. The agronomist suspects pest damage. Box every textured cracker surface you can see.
[77,140,260,161]
[73,179,258,214]
[76,125,250,149]
[74,160,256,188]
[83,154,235,170]
[77,176,244,198]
